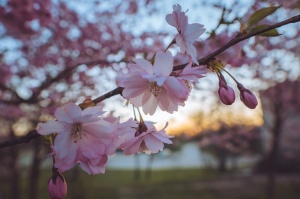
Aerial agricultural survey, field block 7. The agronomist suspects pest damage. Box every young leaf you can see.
[250,24,281,37]
[248,6,281,27]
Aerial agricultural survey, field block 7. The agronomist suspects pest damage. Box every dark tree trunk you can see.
[28,138,42,199]
[70,166,85,199]
[266,117,281,199]
[9,130,20,199]
[218,148,227,172]
[134,155,141,181]
[145,155,155,180]
[266,88,283,199]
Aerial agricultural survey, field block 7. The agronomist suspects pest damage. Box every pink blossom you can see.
[166,4,205,64]
[122,122,173,155]
[104,117,138,151]
[119,50,189,115]
[177,62,207,82]
[48,170,67,199]
[237,84,258,109]
[37,103,116,174]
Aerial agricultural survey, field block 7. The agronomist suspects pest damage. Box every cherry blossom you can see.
[37,103,116,174]
[119,50,190,115]
[122,121,173,155]
[166,4,205,64]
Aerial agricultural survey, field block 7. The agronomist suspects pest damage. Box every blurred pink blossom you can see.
[122,121,173,155]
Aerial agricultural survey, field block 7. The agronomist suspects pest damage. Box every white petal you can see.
[142,92,158,115]
[123,137,144,156]
[37,121,67,135]
[184,23,205,42]
[152,131,173,144]
[144,134,164,153]
[166,14,177,28]
[175,34,186,53]
[153,50,173,76]
[165,77,188,99]
[135,58,153,74]
[82,106,104,118]
[186,44,199,65]
[54,107,73,123]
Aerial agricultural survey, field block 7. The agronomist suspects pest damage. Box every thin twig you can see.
[0,130,40,148]
[0,15,299,149]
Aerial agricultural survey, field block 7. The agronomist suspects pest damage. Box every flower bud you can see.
[237,84,258,109]
[217,73,235,105]
[48,169,67,199]
[218,85,235,105]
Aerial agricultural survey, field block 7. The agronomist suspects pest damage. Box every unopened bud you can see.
[237,84,258,109]
[218,85,235,105]
[217,73,235,105]
[48,169,67,199]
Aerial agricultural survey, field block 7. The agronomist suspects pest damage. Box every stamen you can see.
[71,123,84,143]
[147,82,162,97]
[184,80,191,90]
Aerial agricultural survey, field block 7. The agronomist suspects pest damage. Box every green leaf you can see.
[248,6,281,27]
[249,24,282,37]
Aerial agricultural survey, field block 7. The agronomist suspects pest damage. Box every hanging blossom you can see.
[166,4,205,64]
[121,121,173,155]
[37,103,134,175]
[118,50,189,115]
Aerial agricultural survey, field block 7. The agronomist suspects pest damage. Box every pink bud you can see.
[237,84,258,109]
[48,171,67,199]
[218,85,235,105]
[217,73,235,105]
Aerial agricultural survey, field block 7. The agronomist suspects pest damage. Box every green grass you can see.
[1,167,300,199]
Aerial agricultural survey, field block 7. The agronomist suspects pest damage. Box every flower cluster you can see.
[117,4,207,116]
[37,103,173,174]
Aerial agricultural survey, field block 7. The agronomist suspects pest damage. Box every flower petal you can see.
[144,134,164,153]
[153,50,173,76]
[164,77,189,99]
[123,137,144,156]
[37,121,67,135]
[184,23,205,42]
[142,91,158,115]
[135,58,153,75]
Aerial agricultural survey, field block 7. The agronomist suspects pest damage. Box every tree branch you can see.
[0,14,299,149]
[0,130,40,148]
[27,59,113,104]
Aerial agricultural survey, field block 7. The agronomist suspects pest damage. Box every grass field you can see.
[1,167,300,199]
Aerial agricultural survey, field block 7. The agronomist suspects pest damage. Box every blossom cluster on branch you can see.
[0,1,299,199]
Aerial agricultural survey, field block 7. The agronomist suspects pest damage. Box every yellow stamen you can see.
[71,123,84,143]
[147,82,162,97]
